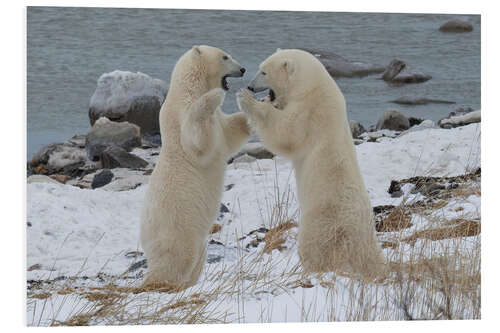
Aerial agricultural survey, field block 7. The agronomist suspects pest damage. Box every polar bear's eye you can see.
[261,71,267,75]
[222,55,229,60]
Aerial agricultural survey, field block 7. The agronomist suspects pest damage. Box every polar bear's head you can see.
[247,49,328,104]
[187,45,246,91]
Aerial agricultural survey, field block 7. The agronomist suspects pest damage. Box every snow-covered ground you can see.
[26,123,481,325]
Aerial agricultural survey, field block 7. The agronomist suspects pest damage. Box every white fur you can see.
[140,46,250,289]
[237,49,385,279]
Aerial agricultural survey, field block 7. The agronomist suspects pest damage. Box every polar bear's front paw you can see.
[236,89,258,115]
[205,88,226,108]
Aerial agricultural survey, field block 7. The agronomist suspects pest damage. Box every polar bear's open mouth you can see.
[268,89,276,102]
[221,76,230,91]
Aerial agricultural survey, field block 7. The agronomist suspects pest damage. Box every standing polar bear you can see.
[237,49,384,279]
[140,45,250,289]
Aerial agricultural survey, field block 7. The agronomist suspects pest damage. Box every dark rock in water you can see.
[349,120,366,139]
[391,96,455,105]
[100,146,148,169]
[301,48,386,78]
[127,259,147,272]
[439,19,473,32]
[376,110,410,131]
[382,59,406,81]
[91,169,114,189]
[89,70,168,135]
[408,117,424,127]
[382,59,431,84]
[86,117,141,161]
[390,72,432,84]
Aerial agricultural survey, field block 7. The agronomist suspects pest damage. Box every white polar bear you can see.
[140,45,250,289]
[237,49,384,279]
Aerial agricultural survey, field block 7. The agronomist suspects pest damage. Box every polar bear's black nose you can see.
[240,68,246,74]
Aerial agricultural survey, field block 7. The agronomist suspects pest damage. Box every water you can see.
[27,7,481,158]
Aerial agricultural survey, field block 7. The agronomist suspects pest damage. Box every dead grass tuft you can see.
[262,220,297,254]
[210,223,222,234]
[402,220,480,245]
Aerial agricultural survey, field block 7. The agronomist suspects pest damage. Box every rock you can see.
[399,119,436,137]
[438,110,481,129]
[382,59,406,81]
[100,146,148,169]
[126,259,147,273]
[86,117,141,161]
[49,174,70,184]
[408,117,424,127]
[411,183,445,196]
[220,203,230,214]
[229,142,274,163]
[142,133,162,148]
[67,135,87,148]
[390,72,432,84]
[232,154,257,164]
[125,251,144,258]
[301,48,386,78]
[382,59,431,84]
[353,139,364,145]
[391,96,455,105]
[30,142,87,171]
[28,264,42,271]
[439,19,473,32]
[27,175,60,184]
[376,110,410,131]
[89,70,168,135]
[349,120,366,139]
[91,169,114,189]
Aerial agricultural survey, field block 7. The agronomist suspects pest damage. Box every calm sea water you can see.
[27,7,481,158]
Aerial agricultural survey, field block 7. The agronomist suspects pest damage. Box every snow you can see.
[26,123,481,325]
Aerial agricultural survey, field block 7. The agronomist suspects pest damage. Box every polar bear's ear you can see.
[192,45,202,56]
[282,59,295,76]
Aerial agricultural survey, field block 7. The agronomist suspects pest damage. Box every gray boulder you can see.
[86,117,141,161]
[376,110,410,131]
[89,70,168,135]
[349,120,366,139]
[382,59,431,84]
[100,146,148,169]
[439,19,473,32]
[301,48,385,78]
[229,142,274,163]
[438,110,481,129]
[91,169,114,189]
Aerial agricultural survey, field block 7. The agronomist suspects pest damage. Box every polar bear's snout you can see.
[221,60,246,90]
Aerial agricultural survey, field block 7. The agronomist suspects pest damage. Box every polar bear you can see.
[237,49,384,279]
[140,45,250,289]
